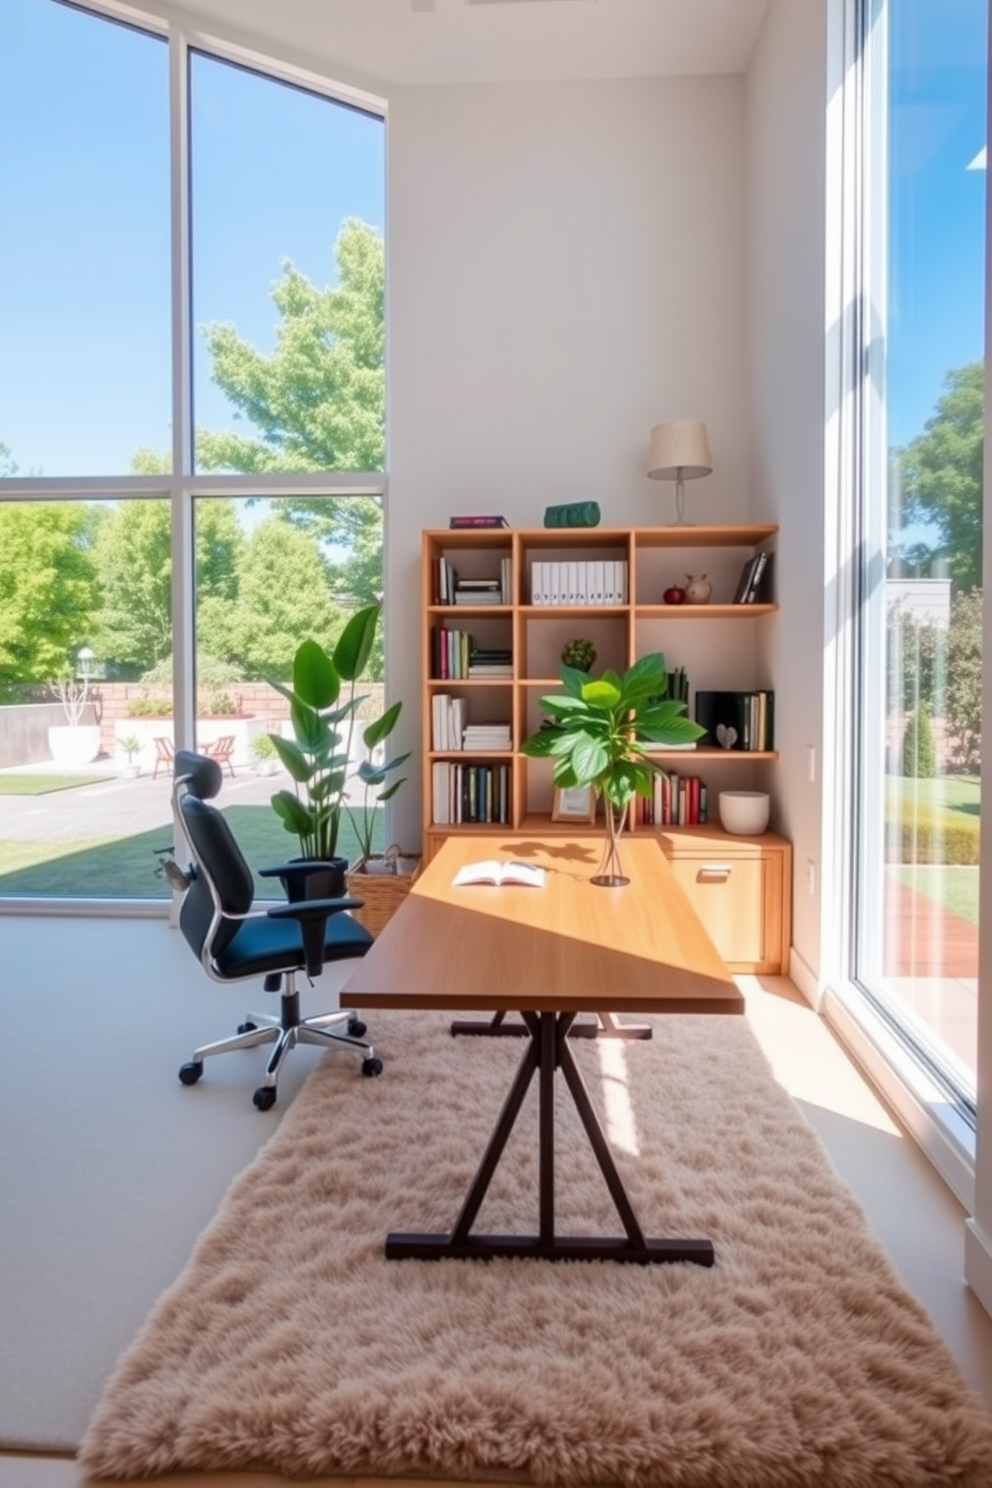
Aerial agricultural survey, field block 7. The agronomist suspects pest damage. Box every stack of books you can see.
[462,722,512,751]
[432,761,511,824]
[432,555,511,605]
[641,771,708,826]
[449,515,509,529]
[468,646,512,678]
[431,694,467,752]
[695,690,775,751]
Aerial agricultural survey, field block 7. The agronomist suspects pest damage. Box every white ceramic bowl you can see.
[718,790,770,836]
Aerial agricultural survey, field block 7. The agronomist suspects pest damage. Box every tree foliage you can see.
[897,362,984,592]
[900,701,936,778]
[0,503,99,689]
[226,515,347,679]
[945,587,982,772]
[887,607,944,713]
[91,500,244,672]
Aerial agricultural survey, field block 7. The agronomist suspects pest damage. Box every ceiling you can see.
[169,0,771,88]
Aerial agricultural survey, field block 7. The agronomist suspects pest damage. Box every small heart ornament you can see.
[716,723,738,750]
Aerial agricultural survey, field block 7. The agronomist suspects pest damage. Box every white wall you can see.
[745,0,827,986]
[386,76,750,848]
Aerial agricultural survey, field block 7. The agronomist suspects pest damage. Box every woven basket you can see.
[346,845,422,936]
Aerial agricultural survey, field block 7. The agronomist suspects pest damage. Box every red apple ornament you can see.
[663,585,686,604]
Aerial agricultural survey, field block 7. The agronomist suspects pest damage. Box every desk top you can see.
[342,835,743,1016]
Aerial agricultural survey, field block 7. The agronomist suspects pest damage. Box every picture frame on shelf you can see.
[552,784,597,823]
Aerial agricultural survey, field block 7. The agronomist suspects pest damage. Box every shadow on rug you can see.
[81,1010,992,1486]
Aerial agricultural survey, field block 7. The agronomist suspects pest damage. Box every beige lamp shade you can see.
[646,419,712,525]
[647,420,712,481]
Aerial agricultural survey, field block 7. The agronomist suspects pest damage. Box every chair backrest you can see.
[172,751,253,962]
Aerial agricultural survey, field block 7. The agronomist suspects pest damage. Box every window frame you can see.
[0,0,388,917]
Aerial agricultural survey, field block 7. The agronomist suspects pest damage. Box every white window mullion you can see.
[169,21,195,752]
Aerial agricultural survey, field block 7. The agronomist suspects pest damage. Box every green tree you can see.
[901,701,936,779]
[946,587,982,772]
[897,362,984,592]
[0,503,100,689]
[195,218,385,640]
[91,500,244,673]
[227,515,347,679]
[887,607,945,714]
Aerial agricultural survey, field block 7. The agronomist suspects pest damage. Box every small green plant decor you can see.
[521,652,704,886]
[266,603,408,867]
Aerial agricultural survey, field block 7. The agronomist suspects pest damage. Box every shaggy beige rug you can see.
[81,1010,992,1487]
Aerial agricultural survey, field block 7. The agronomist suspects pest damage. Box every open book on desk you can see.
[452,859,546,889]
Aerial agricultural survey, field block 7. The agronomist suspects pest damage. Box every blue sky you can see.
[0,0,383,476]
[0,0,985,473]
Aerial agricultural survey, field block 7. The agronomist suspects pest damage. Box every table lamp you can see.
[647,420,712,526]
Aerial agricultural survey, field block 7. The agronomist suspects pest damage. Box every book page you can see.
[452,860,545,888]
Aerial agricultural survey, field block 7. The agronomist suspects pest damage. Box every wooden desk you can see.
[342,835,743,1265]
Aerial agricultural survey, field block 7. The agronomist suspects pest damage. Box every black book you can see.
[744,550,772,603]
[733,556,759,604]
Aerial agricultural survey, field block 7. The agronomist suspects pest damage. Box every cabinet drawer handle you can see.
[698,863,733,878]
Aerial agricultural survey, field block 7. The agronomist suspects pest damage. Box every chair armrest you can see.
[258,860,347,903]
[266,896,365,979]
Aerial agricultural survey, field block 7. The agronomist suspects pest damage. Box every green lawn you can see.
[890,863,980,927]
[0,806,385,898]
[0,773,114,796]
[886,773,980,820]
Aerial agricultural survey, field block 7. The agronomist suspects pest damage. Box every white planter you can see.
[47,724,101,766]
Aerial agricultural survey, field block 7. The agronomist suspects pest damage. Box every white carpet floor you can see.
[3,913,992,1476]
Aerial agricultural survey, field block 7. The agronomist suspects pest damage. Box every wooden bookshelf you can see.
[421,524,791,971]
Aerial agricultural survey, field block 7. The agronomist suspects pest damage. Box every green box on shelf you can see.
[543,501,601,528]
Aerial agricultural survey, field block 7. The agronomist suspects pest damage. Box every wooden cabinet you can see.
[658,827,791,974]
[421,524,790,972]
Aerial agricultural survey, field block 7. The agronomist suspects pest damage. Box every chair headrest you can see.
[174,750,224,800]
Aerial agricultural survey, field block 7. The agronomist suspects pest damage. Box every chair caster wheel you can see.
[348,1016,367,1038]
[179,1061,203,1086]
[361,1056,383,1078]
[237,1021,257,1034]
[253,1086,277,1111]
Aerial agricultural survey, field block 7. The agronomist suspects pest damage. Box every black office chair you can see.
[170,750,382,1110]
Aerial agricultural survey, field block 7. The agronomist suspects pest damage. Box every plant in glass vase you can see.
[520,652,704,886]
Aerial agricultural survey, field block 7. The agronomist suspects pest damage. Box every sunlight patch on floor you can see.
[596,1036,640,1155]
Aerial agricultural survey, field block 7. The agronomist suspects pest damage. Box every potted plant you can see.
[520,652,704,886]
[118,732,144,778]
[251,732,279,776]
[266,603,393,892]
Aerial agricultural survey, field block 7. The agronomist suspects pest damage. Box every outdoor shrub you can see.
[201,690,240,716]
[946,588,982,771]
[885,801,979,865]
[901,702,936,778]
[127,696,172,717]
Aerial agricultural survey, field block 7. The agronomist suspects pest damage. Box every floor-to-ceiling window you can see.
[0,0,386,904]
[851,0,985,1118]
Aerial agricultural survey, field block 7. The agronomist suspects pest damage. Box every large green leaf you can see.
[559,665,589,698]
[639,714,706,744]
[378,777,406,802]
[290,698,331,754]
[268,735,311,784]
[270,791,314,835]
[580,678,622,709]
[363,700,401,749]
[622,652,668,705]
[540,695,594,719]
[333,603,380,682]
[570,735,610,781]
[520,729,561,758]
[293,638,339,710]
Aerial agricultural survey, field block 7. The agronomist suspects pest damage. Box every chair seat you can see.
[214,911,374,980]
